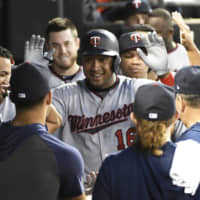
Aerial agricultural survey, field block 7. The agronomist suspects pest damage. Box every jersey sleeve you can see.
[58,145,85,197]
[92,157,112,200]
[42,133,85,198]
[52,86,68,127]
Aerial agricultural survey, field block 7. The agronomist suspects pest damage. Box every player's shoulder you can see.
[104,146,134,165]
[38,132,83,162]
[177,123,200,143]
[53,79,86,95]
[117,75,135,86]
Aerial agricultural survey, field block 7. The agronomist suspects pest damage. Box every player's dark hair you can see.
[45,17,78,42]
[150,8,174,31]
[178,94,200,108]
[0,46,13,59]
[14,95,46,112]
[135,115,175,156]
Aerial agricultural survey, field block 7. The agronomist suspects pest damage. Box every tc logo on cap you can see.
[90,36,100,47]
[130,33,141,43]
[132,0,141,8]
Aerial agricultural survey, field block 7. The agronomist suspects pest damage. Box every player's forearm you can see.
[46,104,63,133]
[187,50,200,66]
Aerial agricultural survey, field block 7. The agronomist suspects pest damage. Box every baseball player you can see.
[175,66,200,144]
[24,17,85,90]
[0,46,15,123]
[51,29,169,186]
[149,8,190,72]
[0,46,63,133]
[119,31,174,86]
[92,83,195,200]
[0,62,85,200]
[172,66,200,199]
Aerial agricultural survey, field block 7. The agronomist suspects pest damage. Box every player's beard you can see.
[54,54,77,71]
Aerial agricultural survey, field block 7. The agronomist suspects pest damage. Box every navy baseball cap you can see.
[10,62,50,103]
[119,32,146,54]
[124,0,152,18]
[175,66,200,94]
[133,83,176,121]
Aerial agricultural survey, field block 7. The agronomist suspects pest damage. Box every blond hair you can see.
[136,116,175,156]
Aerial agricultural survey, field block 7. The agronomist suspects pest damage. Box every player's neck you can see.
[52,63,79,76]
[167,41,176,52]
[181,107,200,128]
[12,107,46,127]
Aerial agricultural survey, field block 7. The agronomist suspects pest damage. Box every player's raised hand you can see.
[137,32,169,76]
[24,34,55,67]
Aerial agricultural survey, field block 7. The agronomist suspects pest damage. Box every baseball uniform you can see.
[52,75,153,178]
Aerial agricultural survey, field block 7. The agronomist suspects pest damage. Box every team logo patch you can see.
[130,33,141,43]
[148,113,158,119]
[132,0,141,8]
[90,36,101,47]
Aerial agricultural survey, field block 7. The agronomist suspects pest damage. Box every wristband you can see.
[159,73,174,86]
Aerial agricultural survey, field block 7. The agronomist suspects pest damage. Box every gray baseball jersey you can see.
[31,64,85,91]
[0,95,15,123]
[48,65,85,90]
[52,75,153,177]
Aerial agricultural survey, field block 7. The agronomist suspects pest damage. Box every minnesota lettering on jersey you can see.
[68,103,133,134]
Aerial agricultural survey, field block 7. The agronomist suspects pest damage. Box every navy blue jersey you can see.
[0,122,84,200]
[92,142,192,200]
[176,123,200,143]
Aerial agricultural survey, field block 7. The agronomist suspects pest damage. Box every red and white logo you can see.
[90,36,101,47]
[130,33,141,43]
[132,0,141,9]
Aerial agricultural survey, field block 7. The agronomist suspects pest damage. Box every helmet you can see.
[81,29,119,56]
[80,29,121,72]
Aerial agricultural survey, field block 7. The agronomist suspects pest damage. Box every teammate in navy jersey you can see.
[92,83,193,200]
[175,66,200,144]
[0,62,85,200]
[174,66,200,199]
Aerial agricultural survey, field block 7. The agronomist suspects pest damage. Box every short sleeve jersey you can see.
[0,122,84,200]
[52,75,153,177]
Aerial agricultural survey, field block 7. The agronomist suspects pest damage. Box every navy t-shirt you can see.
[0,122,84,200]
[93,142,193,200]
[176,122,200,143]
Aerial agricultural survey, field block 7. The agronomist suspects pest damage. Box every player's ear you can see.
[45,91,52,106]
[76,37,80,50]
[130,112,137,125]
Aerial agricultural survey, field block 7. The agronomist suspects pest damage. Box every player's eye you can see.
[51,43,59,49]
